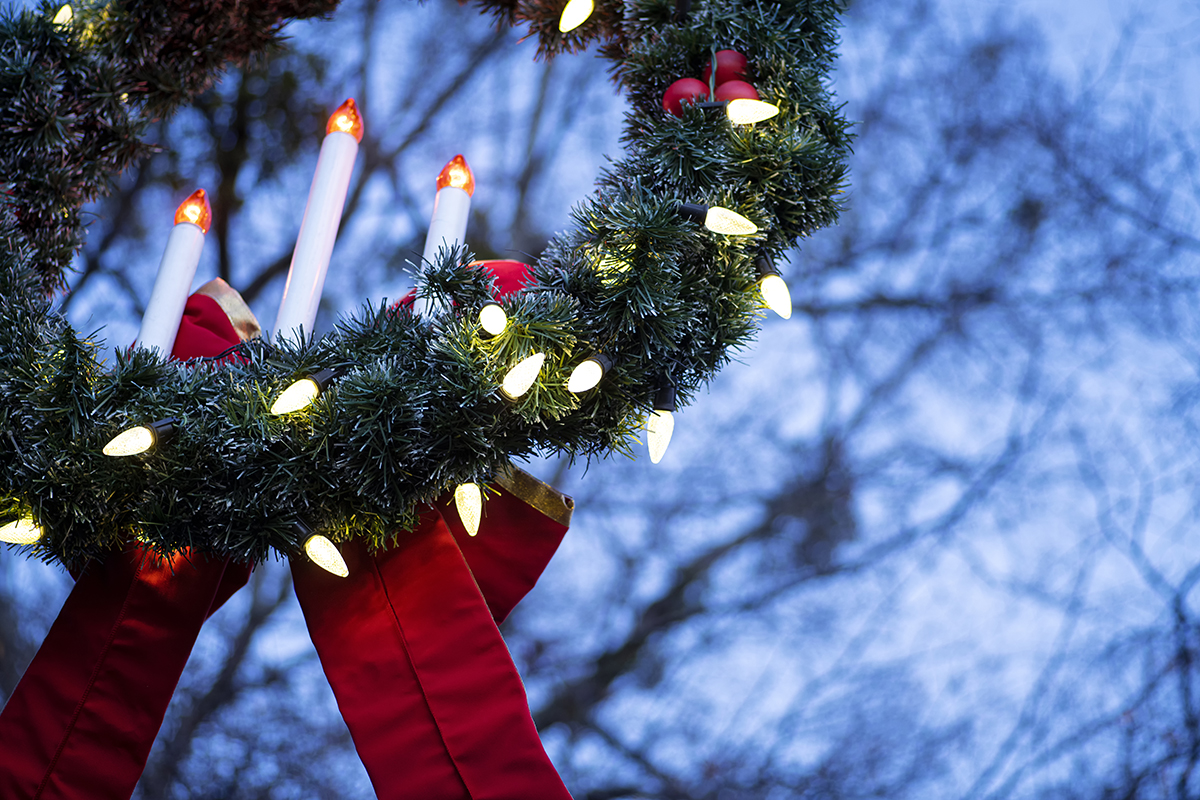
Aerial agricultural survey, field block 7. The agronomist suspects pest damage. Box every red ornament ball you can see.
[714,80,760,103]
[474,259,532,298]
[662,78,710,116]
[397,259,531,310]
[702,50,749,86]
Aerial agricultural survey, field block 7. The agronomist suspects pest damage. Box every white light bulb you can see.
[502,352,546,399]
[304,534,349,577]
[705,207,758,236]
[568,359,604,393]
[726,98,780,125]
[479,303,508,336]
[53,5,72,26]
[0,518,43,545]
[558,0,594,32]
[271,377,321,415]
[646,410,675,464]
[103,426,155,457]
[455,483,483,537]
[759,273,792,319]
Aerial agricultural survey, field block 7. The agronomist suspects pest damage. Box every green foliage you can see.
[0,0,850,570]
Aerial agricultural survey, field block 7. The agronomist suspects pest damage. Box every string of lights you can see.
[0,0,850,572]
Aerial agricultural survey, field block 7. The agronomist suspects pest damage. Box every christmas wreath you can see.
[0,0,850,571]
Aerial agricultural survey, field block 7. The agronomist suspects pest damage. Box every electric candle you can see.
[135,189,212,357]
[273,98,363,342]
[415,154,475,318]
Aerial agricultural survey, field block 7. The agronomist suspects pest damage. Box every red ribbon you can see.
[0,281,573,798]
[294,495,571,800]
[0,293,253,800]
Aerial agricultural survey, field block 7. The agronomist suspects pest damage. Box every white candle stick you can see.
[273,98,363,343]
[135,189,211,357]
[416,154,475,318]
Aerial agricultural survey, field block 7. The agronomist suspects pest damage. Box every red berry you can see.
[714,80,760,102]
[661,78,710,116]
[702,50,749,86]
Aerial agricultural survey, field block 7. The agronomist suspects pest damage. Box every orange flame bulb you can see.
[436,154,475,197]
[173,189,212,234]
[326,98,364,143]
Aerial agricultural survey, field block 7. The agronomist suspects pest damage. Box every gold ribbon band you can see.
[494,463,574,528]
[195,277,262,343]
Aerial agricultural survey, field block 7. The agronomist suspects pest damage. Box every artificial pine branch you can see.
[0,0,850,571]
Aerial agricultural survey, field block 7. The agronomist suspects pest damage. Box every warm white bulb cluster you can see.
[46,193,785,569]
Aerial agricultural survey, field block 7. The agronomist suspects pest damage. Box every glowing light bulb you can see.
[558,0,594,32]
[436,155,476,197]
[567,353,612,393]
[646,410,675,464]
[479,303,508,336]
[53,5,72,25]
[270,369,337,415]
[647,381,677,464]
[568,360,603,393]
[0,518,43,545]
[103,419,177,457]
[271,377,319,415]
[173,188,212,234]
[760,273,792,319]
[502,352,545,399]
[325,98,364,143]
[704,206,758,235]
[304,534,349,577]
[678,203,758,236]
[726,98,780,125]
[103,426,154,457]
[455,483,483,537]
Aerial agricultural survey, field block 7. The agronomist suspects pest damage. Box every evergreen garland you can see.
[0,0,850,571]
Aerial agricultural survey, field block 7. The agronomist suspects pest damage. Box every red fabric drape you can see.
[297,256,572,797]
[293,493,571,799]
[0,293,252,800]
[2,272,574,799]
[437,485,569,625]
[170,293,241,361]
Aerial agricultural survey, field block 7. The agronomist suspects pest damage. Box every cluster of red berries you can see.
[661,49,761,116]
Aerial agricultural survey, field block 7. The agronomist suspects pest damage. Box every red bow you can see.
[0,270,571,800]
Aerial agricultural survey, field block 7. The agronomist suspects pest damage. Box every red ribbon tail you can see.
[292,509,572,800]
[0,286,257,799]
[0,547,246,800]
[438,477,569,625]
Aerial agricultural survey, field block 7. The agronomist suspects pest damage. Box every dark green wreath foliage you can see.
[0,0,850,570]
